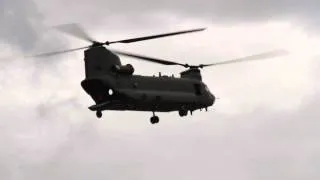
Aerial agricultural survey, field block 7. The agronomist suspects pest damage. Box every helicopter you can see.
[31,24,287,124]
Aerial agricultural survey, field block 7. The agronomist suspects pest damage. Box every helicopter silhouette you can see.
[30,24,287,124]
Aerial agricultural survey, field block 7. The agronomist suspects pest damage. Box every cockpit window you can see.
[204,85,214,98]
[204,85,210,92]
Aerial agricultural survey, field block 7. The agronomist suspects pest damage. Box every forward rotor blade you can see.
[111,50,186,67]
[108,28,206,44]
[53,23,97,43]
[200,49,288,68]
[27,45,91,58]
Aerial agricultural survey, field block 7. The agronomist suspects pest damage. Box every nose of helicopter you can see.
[203,84,215,106]
[209,92,216,106]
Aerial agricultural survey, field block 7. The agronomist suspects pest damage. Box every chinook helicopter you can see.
[31,24,287,124]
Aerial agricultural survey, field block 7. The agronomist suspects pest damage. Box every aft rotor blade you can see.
[53,23,97,43]
[200,49,288,68]
[27,45,91,58]
[108,28,206,44]
[111,50,187,67]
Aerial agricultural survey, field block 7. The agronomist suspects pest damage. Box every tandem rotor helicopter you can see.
[30,24,287,124]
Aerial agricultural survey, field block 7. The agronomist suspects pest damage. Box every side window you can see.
[194,84,201,95]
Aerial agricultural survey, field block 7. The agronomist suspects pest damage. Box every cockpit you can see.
[204,85,214,98]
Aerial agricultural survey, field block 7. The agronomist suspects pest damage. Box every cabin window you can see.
[194,84,201,95]
[108,89,114,96]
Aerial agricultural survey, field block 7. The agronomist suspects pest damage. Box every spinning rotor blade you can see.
[53,24,205,45]
[26,26,206,58]
[28,45,91,58]
[108,28,206,44]
[111,50,187,67]
[199,49,288,68]
[112,49,288,69]
[53,23,97,43]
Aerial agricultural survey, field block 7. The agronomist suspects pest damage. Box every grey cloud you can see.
[0,0,42,51]
[0,0,70,58]
[34,0,320,27]
[1,93,319,179]
[1,0,318,55]
[0,0,75,97]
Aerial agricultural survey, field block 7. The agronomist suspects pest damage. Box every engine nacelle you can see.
[112,64,134,75]
[180,68,202,80]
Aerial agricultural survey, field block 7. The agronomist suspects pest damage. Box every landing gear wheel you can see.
[179,110,188,117]
[150,116,159,124]
[96,111,102,118]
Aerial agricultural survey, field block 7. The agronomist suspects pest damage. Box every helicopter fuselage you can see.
[80,46,216,122]
[28,24,285,124]
[81,73,215,114]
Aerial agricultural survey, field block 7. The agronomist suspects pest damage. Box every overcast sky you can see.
[1,0,320,179]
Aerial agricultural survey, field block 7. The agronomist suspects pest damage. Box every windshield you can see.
[204,85,210,92]
[204,85,214,98]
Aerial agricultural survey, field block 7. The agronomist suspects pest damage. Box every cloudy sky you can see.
[1,0,320,179]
